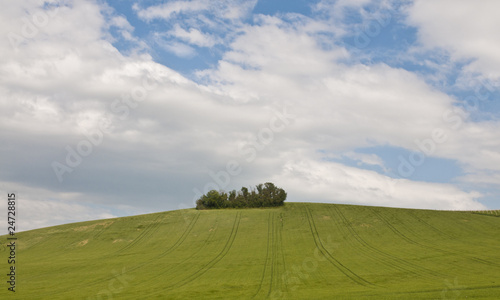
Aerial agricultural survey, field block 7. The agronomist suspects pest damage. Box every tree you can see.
[195,183,287,209]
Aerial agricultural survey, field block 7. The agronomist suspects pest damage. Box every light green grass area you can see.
[1,202,500,299]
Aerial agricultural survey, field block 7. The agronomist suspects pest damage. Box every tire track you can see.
[91,221,115,240]
[45,212,200,297]
[330,205,441,278]
[16,221,117,283]
[253,212,273,299]
[370,209,419,246]
[329,206,421,276]
[155,212,200,260]
[371,208,452,261]
[380,209,500,269]
[371,208,451,257]
[92,229,105,240]
[113,214,164,255]
[304,205,372,287]
[138,214,220,292]
[267,212,282,298]
[406,211,456,240]
[17,232,57,254]
[364,283,500,298]
[253,212,287,299]
[417,210,500,252]
[167,211,241,290]
[278,212,288,294]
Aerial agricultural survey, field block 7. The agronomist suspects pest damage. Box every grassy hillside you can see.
[1,202,500,299]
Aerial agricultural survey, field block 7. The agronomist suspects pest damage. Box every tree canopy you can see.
[195,182,287,209]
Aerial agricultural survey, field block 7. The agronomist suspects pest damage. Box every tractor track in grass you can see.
[17,232,59,261]
[268,213,278,298]
[253,212,273,299]
[253,212,287,299]
[328,205,437,278]
[166,211,241,290]
[304,205,373,287]
[24,219,116,269]
[370,208,456,266]
[113,213,165,256]
[119,211,200,269]
[46,212,200,297]
[368,283,500,297]
[370,208,420,246]
[14,203,500,299]
[155,212,200,260]
[267,214,278,297]
[139,214,220,290]
[268,212,286,297]
[91,220,115,240]
[278,212,288,294]
[409,210,500,254]
[381,209,500,269]
[26,217,149,283]
[406,211,456,240]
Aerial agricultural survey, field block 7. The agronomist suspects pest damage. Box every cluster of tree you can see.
[195,182,287,209]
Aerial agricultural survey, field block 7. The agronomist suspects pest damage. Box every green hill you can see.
[2,202,500,299]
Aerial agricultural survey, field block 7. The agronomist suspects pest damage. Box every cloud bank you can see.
[1,0,498,231]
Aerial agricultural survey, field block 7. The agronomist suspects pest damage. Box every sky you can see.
[1,0,499,232]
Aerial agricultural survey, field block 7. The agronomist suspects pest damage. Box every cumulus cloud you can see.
[134,0,257,22]
[0,182,125,233]
[168,24,219,47]
[1,0,499,232]
[406,0,500,80]
[133,0,257,58]
[341,151,388,171]
[274,157,485,210]
[201,13,500,199]
[133,0,210,21]
[155,37,196,57]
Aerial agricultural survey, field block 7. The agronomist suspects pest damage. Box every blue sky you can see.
[1,0,499,231]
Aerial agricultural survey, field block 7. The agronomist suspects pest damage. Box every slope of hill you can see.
[1,203,500,299]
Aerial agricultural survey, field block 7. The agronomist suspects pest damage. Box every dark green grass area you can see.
[1,203,500,299]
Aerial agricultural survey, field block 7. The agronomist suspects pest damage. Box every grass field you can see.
[1,202,500,299]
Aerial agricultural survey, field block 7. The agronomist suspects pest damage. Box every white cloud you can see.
[133,0,209,21]
[1,0,499,232]
[341,151,388,171]
[275,157,485,210]
[0,182,120,233]
[406,0,500,80]
[109,15,133,32]
[215,0,257,20]
[168,24,219,47]
[458,169,500,187]
[202,17,500,192]
[134,0,258,57]
[313,0,394,39]
[134,0,257,22]
[315,0,372,19]
[155,37,196,57]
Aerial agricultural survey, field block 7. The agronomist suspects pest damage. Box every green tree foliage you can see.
[195,182,287,209]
